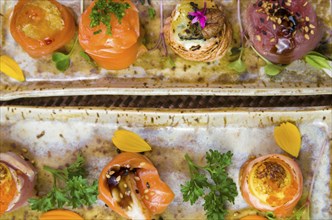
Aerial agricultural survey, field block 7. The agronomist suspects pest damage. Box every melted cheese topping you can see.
[248,158,298,207]
[17,0,64,40]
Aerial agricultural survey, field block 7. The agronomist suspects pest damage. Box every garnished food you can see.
[0,152,36,215]
[29,154,98,212]
[239,154,303,217]
[0,55,25,81]
[112,130,152,153]
[181,150,237,220]
[99,152,174,219]
[10,0,75,58]
[79,0,140,70]
[164,0,232,62]
[243,0,323,64]
[274,122,301,157]
[39,210,83,220]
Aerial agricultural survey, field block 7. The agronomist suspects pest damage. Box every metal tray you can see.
[0,106,331,219]
[0,0,331,100]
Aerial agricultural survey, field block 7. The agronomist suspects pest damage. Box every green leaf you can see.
[266,212,276,220]
[55,58,70,72]
[304,54,331,70]
[52,52,70,72]
[228,58,246,73]
[65,154,86,178]
[80,51,97,67]
[148,7,156,19]
[265,63,284,76]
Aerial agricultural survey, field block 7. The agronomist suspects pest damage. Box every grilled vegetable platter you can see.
[0,106,331,219]
[1,0,332,100]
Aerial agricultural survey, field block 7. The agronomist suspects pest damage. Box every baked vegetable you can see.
[164,0,232,62]
[99,152,174,219]
[10,0,75,58]
[0,152,36,215]
[239,154,303,217]
[39,210,83,220]
[243,0,323,64]
[79,0,140,70]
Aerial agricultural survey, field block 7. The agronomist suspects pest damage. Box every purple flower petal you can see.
[191,16,199,24]
[188,12,197,16]
[199,17,206,29]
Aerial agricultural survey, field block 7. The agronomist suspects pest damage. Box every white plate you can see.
[0,106,331,219]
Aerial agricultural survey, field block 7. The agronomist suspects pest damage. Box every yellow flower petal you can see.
[112,130,152,153]
[274,122,302,157]
[0,55,25,82]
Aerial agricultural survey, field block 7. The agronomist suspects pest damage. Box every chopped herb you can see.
[148,7,156,19]
[90,0,130,35]
[181,150,238,220]
[29,154,98,212]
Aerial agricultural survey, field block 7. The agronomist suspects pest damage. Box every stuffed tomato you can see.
[99,152,174,219]
[244,0,323,64]
[10,0,75,58]
[239,154,303,217]
[79,0,140,70]
[0,152,36,215]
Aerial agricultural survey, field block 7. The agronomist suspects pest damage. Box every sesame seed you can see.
[150,192,155,196]
[303,2,308,6]
[277,18,282,24]
[266,16,270,21]
[134,176,140,181]
[285,2,291,6]
[256,35,261,41]
[124,183,128,188]
[145,195,149,200]
[304,26,309,32]
[309,24,315,29]
[106,174,110,178]
[305,16,310,22]
[109,171,115,175]
[22,148,28,153]
[310,30,314,35]
[273,24,276,30]
[120,193,123,198]
[304,34,310,40]
[270,38,276,42]
[116,176,121,182]
[144,189,149,194]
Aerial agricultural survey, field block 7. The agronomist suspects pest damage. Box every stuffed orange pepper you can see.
[39,210,83,220]
[10,0,75,58]
[79,0,140,70]
[239,154,303,217]
[99,152,174,219]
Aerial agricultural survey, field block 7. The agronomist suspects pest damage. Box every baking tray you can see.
[1,0,332,101]
[0,106,331,219]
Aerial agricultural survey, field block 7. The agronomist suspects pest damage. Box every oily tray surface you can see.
[0,0,331,100]
[0,106,331,219]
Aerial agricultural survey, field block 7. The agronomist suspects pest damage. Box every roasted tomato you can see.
[244,0,323,64]
[99,152,174,219]
[0,152,36,215]
[164,0,232,62]
[10,0,75,58]
[39,210,83,220]
[79,0,140,70]
[239,154,303,217]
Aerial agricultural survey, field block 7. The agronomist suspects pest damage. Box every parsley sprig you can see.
[29,154,98,212]
[90,0,130,35]
[181,150,238,220]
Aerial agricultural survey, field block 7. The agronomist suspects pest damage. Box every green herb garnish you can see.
[228,47,246,73]
[90,0,130,35]
[52,36,78,72]
[148,7,156,19]
[181,150,238,220]
[29,154,98,212]
[251,46,285,76]
[304,51,332,76]
[80,51,97,68]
